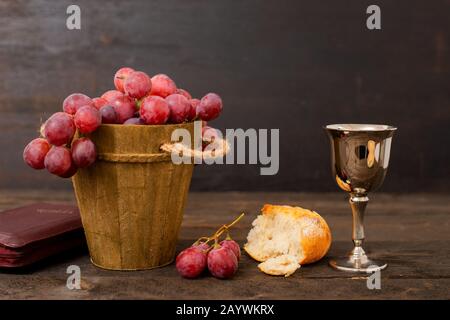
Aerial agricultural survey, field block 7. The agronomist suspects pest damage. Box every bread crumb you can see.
[258,254,300,277]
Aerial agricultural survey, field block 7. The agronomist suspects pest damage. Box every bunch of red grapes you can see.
[176,214,244,279]
[23,67,223,178]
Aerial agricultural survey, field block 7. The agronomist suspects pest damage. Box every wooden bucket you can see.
[72,123,194,270]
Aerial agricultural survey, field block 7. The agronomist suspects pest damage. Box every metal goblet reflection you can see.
[324,124,397,272]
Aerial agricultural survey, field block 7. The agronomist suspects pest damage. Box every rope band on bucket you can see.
[97,152,171,163]
[161,137,230,161]
[97,137,230,163]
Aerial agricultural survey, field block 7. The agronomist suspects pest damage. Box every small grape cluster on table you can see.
[176,214,244,280]
[23,67,224,178]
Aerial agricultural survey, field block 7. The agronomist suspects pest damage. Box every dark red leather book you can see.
[0,203,85,268]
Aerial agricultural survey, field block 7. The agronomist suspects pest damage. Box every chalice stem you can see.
[349,194,368,258]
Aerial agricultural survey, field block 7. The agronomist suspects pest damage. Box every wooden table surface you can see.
[0,190,448,300]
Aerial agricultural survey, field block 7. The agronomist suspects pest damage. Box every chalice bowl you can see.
[324,124,396,272]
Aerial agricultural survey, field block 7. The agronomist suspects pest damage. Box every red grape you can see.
[63,93,94,115]
[176,247,207,279]
[123,117,145,125]
[189,98,200,121]
[194,242,210,252]
[114,67,135,93]
[176,88,192,100]
[150,74,177,98]
[110,95,136,124]
[196,93,223,121]
[207,246,238,279]
[202,126,220,142]
[59,161,78,178]
[100,105,117,124]
[44,112,76,146]
[187,107,196,121]
[220,240,241,260]
[190,98,200,109]
[124,71,152,99]
[23,138,51,170]
[101,90,124,103]
[74,106,102,134]
[165,94,192,124]
[71,137,97,168]
[202,126,221,150]
[139,96,170,125]
[92,97,108,110]
[44,146,73,177]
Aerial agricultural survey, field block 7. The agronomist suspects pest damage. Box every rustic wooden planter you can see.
[72,123,194,270]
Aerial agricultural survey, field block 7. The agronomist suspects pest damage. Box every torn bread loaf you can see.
[245,204,332,276]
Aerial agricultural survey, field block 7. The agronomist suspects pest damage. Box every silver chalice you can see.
[324,124,397,272]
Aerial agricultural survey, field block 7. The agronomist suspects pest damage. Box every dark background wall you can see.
[1,0,449,192]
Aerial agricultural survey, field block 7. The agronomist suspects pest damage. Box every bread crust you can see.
[244,204,332,265]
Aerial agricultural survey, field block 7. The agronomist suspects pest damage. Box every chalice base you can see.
[329,255,387,272]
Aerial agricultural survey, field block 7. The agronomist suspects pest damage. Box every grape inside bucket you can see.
[23,67,224,270]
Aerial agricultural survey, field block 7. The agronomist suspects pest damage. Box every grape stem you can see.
[193,213,245,247]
